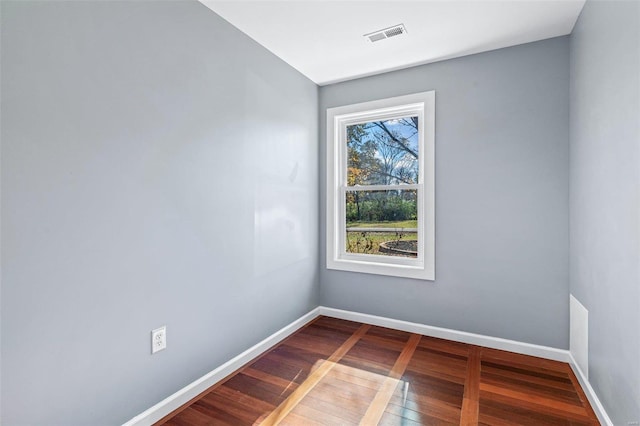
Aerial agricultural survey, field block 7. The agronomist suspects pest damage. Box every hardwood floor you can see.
[158,316,599,425]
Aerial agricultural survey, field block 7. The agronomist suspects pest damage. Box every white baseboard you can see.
[122,307,320,426]
[124,305,612,426]
[568,353,613,426]
[318,306,571,362]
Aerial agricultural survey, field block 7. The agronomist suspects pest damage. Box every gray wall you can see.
[569,0,640,423]
[320,37,570,349]
[0,1,318,424]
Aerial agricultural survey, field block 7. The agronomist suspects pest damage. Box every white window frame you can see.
[326,91,435,280]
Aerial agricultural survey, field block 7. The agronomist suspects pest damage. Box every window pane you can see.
[345,190,418,258]
[347,116,419,186]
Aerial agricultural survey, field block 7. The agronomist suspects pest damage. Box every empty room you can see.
[1,0,638,425]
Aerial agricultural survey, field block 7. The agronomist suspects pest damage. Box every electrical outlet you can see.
[151,326,166,354]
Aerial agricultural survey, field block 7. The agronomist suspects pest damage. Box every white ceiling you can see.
[200,0,585,86]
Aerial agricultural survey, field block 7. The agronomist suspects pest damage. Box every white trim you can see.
[122,307,320,426]
[326,91,435,281]
[344,184,420,192]
[124,306,612,426]
[318,306,569,362]
[568,353,614,426]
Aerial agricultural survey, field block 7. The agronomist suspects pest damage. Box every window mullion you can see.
[344,184,421,192]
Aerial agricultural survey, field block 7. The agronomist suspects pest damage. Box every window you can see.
[326,91,435,280]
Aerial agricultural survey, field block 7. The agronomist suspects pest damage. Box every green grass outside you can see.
[346,220,417,229]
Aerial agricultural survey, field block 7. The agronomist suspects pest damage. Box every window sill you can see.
[327,257,434,280]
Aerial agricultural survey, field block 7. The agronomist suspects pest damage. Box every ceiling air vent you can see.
[364,24,407,43]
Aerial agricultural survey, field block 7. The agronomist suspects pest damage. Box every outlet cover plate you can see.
[151,326,166,354]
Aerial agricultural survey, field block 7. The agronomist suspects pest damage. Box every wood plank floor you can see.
[158,316,599,425]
